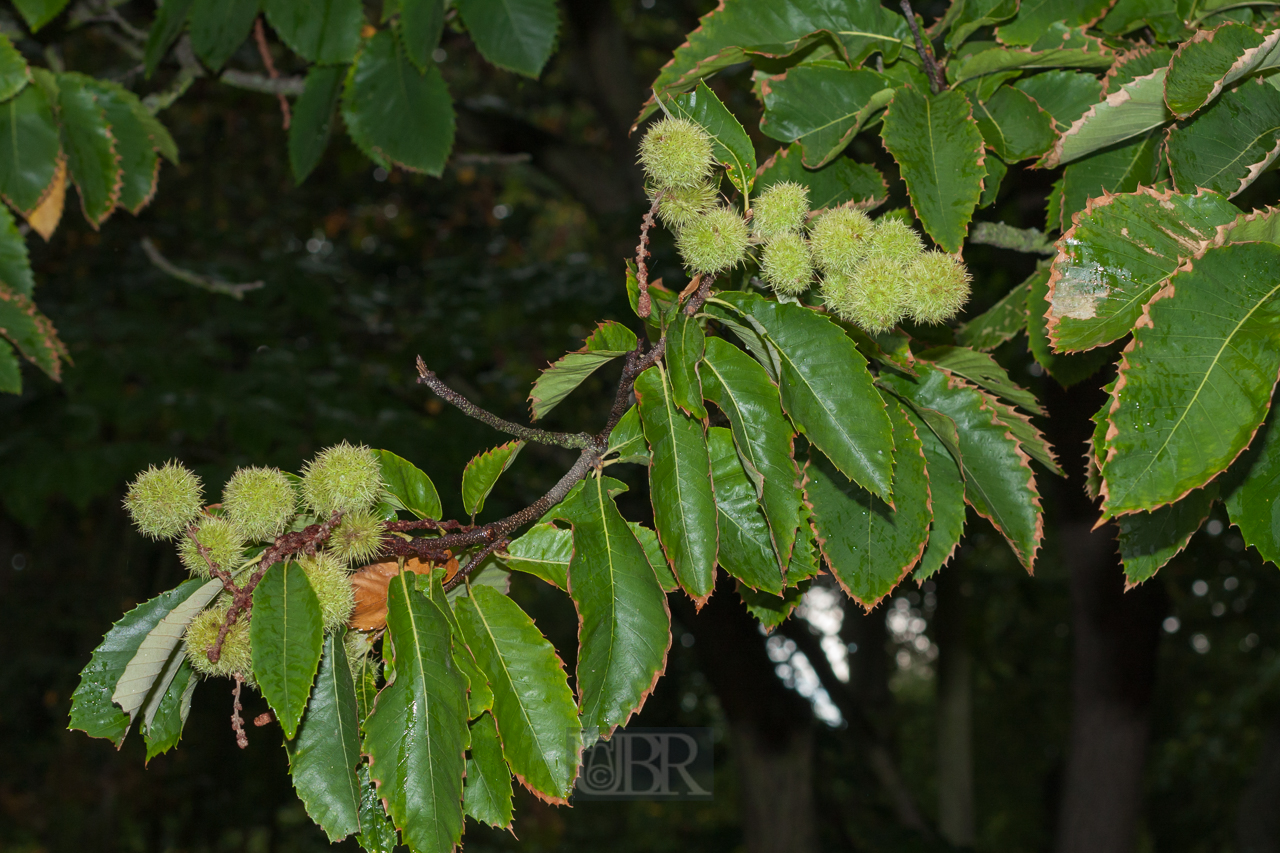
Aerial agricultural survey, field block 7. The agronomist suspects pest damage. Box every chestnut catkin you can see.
[124,461,204,540]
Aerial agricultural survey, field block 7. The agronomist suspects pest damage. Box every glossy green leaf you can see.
[79,79,166,215]
[58,73,121,227]
[954,274,1031,351]
[1119,484,1218,585]
[755,142,887,212]
[628,520,679,592]
[11,0,68,31]
[0,340,20,394]
[915,345,1044,415]
[144,0,196,77]
[971,86,1057,163]
[1105,46,1176,93]
[701,335,803,565]
[787,504,821,583]
[714,291,895,499]
[667,81,757,201]
[805,397,931,608]
[342,30,455,176]
[939,0,1019,50]
[1099,0,1186,40]
[760,66,892,169]
[363,571,467,852]
[397,0,447,72]
[1053,129,1163,233]
[738,582,804,631]
[188,0,260,71]
[1028,264,1121,390]
[1216,205,1280,245]
[0,282,67,381]
[1167,80,1280,198]
[974,371,1063,475]
[463,711,514,828]
[68,579,209,745]
[883,366,1042,570]
[141,660,196,761]
[708,427,784,594]
[1224,413,1280,566]
[605,405,650,466]
[551,476,671,734]
[0,205,34,297]
[0,85,61,217]
[880,86,985,253]
[1101,241,1280,516]
[462,440,524,518]
[1047,70,1170,168]
[635,365,717,602]
[289,65,346,184]
[0,34,29,102]
[1046,187,1239,352]
[641,0,909,124]
[287,632,361,842]
[978,156,1007,208]
[701,300,779,382]
[374,448,442,520]
[356,763,400,852]
[996,0,1115,45]
[1165,23,1273,118]
[429,573,494,720]
[530,320,637,420]
[265,0,362,64]
[500,522,571,590]
[904,406,966,581]
[251,562,324,739]
[947,42,1116,85]
[1013,70,1103,131]
[665,310,707,418]
[454,583,581,802]
[455,0,558,77]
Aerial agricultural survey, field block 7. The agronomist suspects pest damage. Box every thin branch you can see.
[899,0,946,94]
[442,537,511,592]
[141,238,266,300]
[635,192,664,318]
[219,69,307,97]
[143,35,203,115]
[416,357,594,449]
[968,222,1056,256]
[253,18,291,129]
[231,676,249,749]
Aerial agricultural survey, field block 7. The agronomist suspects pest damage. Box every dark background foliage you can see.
[3,1,1280,851]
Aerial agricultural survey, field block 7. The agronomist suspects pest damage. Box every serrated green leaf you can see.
[880,86,985,253]
[364,571,467,852]
[500,522,571,590]
[265,0,362,64]
[1101,241,1280,516]
[708,427,784,594]
[635,365,717,603]
[755,142,887,212]
[1216,205,1280,245]
[1105,46,1176,93]
[915,345,1044,415]
[714,291,895,499]
[760,66,892,169]
[665,311,707,418]
[57,73,121,227]
[455,0,557,77]
[289,65,346,185]
[947,42,1116,85]
[397,0,446,72]
[356,763,400,852]
[996,0,1115,45]
[287,632,362,842]
[0,340,20,394]
[1223,412,1280,566]
[701,335,803,565]
[0,282,67,381]
[954,274,1031,351]
[342,30,455,176]
[1047,70,1170,168]
[667,81,757,201]
[462,440,524,518]
[1053,129,1163,232]
[0,85,61,217]
[1167,80,1280,198]
[940,0,1019,50]
[0,34,29,102]
[882,365,1042,570]
[1046,187,1238,352]
[1119,484,1218,585]
[78,79,163,215]
[627,520,679,592]
[738,582,805,631]
[787,503,821,583]
[550,477,671,735]
[429,573,494,720]
[1013,70,1103,131]
[971,85,1057,162]
[701,300,780,382]
[530,320,637,420]
[252,562,324,739]
[142,660,196,762]
[0,205,34,297]
[144,0,195,78]
[974,376,1063,476]
[11,0,68,31]
[605,405,650,466]
[463,711,514,828]
[1165,23,1275,118]
[1028,265,1120,390]
[806,397,931,608]
[188,0,260,72]
[979,156,1006,208]
[374,448,442,520]
[1099,0,1186,41]
[69,579,209,745]
[454,583,581,801]
[903,406,966,581]
[641,0,909,125]
[1086,374,1117,501]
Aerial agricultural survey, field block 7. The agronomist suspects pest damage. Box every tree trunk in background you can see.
[935,569,975,846]
[1055,521,1165,853]
[1238,724,1280,852]
[682,583,819,853]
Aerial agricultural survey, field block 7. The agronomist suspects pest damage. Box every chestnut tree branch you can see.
[899,0,946,94]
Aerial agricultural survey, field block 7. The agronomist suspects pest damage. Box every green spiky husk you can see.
[638,117,715,189]
[123,461,204,540]
[906,250,972,324]
[178,516,247,578]
[761,232,814,295]
[752,181,810,240]
[223,466,296,542]
[825,256,909,334]
[865,217,925,261]
[301,441,383,516]
[676,206,750,274]
[296,552,355,631]
[808,207,875,276]
[329,508,386,565]
[184,601,253,682]
[653,181,718,232]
